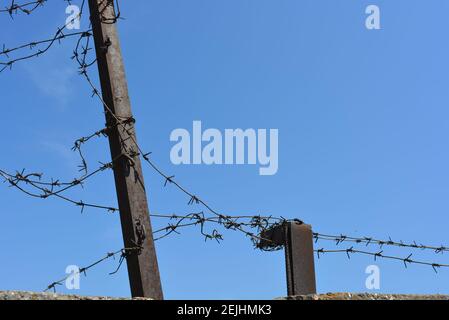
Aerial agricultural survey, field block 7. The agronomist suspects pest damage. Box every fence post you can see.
[258,220,317,296]
[87,0,163,299]
[284,221,317,296]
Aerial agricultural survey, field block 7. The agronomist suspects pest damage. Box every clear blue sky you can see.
[1,0,449,299]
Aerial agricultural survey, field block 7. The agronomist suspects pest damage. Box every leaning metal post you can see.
[88,0,163,299]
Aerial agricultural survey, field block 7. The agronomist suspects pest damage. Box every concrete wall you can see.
[0,291,151,300]
[1,291,449,300]
[279,293,449,300]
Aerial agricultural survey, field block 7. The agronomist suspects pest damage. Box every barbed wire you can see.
[314,232,449,254]
[315,247,449,273]
[0,0,87,72]
[0,160,287,247]
[4,0,449,257]
[150,212,284,246]
[71,25,285,250]
[44,224,449,293]
[2,0,449,294]
[0,29,91,72]
[0,0,289,255]
[0,0,47,17]
[43,213,285,293]
[0,114,286,246]
[4,0,448,257]
[0,161,115,209]
[44,246,141,293]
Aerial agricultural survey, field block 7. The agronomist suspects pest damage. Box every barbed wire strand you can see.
[1,0,47,17]
[44,230,449,293]
[315,247,449,273]
[0,0,87,72]
[314,232,449,254]
[44,246,141,293]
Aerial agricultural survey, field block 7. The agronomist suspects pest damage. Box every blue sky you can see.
[1,0,449,299]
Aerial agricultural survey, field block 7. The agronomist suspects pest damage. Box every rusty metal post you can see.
[88,0,163,299]
[258,221,316,296]
[284,222,316,296]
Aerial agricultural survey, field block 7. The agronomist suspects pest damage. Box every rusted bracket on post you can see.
[259,221,317,296]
